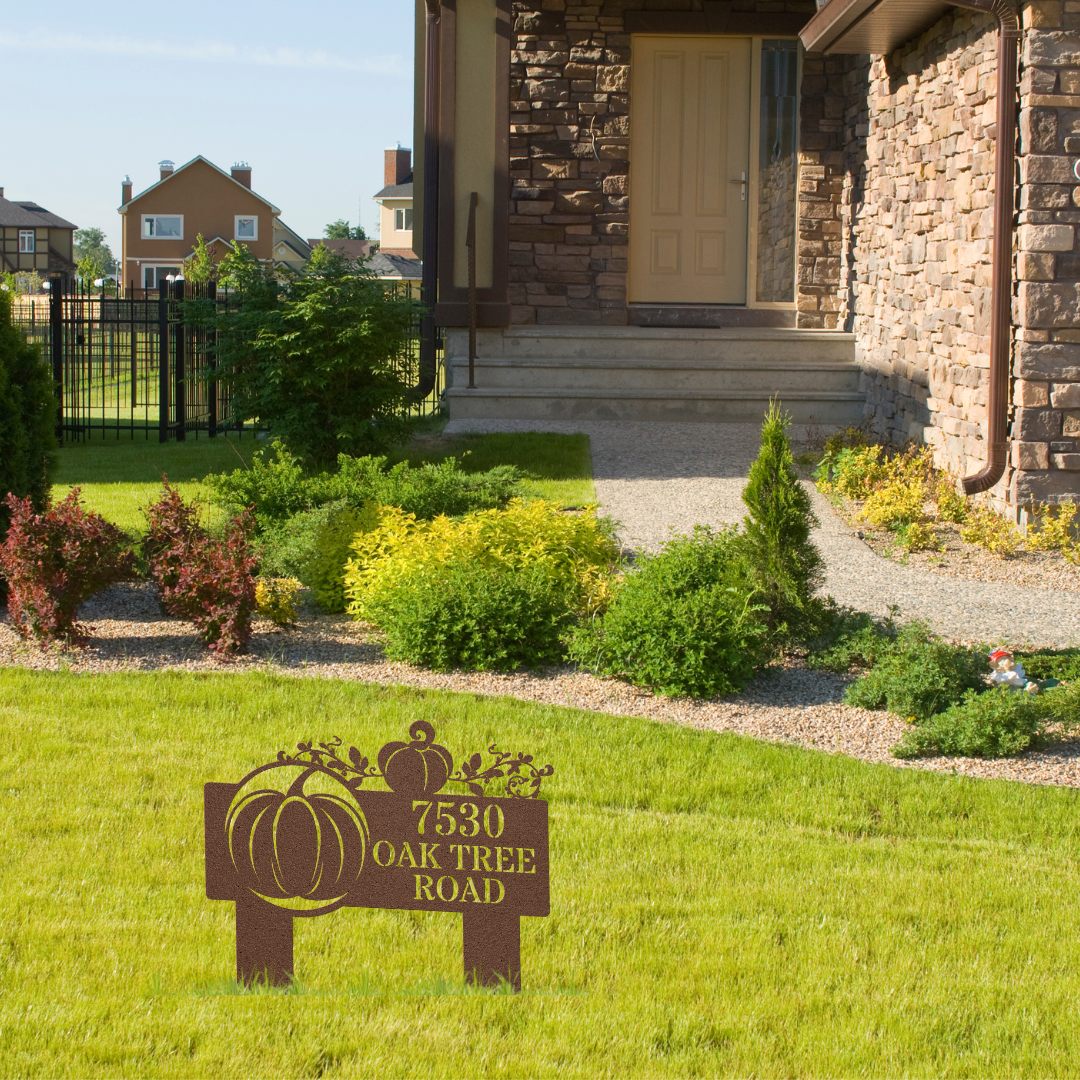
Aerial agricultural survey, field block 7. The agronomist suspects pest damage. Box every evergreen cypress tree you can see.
[0,289,58,538]
[741,400,823,641]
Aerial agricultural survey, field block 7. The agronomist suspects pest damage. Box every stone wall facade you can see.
[509,0,818,326]
[835,3,1080,509]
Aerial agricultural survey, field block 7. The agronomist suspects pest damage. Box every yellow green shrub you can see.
[344,499,619,623]
[857,476,930,529]
[255,577,303,625]
[959,503,1021,557]
[934,479,969,524]
[303,503,380,613]
[898,521,941,553]
[1028,501,1080,564]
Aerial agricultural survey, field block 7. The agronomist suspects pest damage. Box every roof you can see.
[308,237,373,259]
[0,197,76,229]
[799,0,986,53]
[119,155,280,213]
[367,252,422,280]
[374,180,414,200]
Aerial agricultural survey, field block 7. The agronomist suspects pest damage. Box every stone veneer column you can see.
[1012,2,1080,507]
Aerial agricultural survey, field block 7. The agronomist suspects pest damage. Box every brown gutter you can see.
[416,0,441,404]
[955,0,1020,494]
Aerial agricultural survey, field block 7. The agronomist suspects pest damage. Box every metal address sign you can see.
[205,720,552,991]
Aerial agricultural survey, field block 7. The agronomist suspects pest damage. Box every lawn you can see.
[3,668,1080,1077]
[50,429,595,534]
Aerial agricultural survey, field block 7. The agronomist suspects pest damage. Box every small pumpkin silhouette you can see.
[377,720,454,797]
[226,767,367,901]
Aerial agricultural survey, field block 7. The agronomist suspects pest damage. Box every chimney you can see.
[158,159,175,181]
[231,161,252,189]
[384,145,411,186]
[121,176,132,204]
[0,187,4,199]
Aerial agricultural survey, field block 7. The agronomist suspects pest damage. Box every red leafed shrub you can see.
[0,489,133,646]
[145,482,258,656]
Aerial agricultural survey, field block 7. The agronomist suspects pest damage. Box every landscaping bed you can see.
[5,579,1080,790]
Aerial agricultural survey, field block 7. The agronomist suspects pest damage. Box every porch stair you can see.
[444,326,864,426]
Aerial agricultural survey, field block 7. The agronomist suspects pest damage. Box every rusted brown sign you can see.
[205,720,552,992]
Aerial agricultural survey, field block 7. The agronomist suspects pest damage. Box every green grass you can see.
[3,668,1080,1077]
[51,430,595,536]
[52,431,259,534]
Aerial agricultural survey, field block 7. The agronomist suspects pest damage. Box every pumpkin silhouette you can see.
[226,767,367,901]
[377,719,454,797]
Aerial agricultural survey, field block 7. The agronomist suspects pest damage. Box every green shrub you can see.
[892,687,1074,759]
[255,577,303,625]
[366,559,575,672]
[210,244,418,466]
[206,443,522,531]
[817,446,888,499]
[0,288,58,539]
[805,607,897,672]
[844,623,988,722]
[740,401,823,642]
[1015,647,1080,683]
[303,504,378,613]
[568,527,769,699]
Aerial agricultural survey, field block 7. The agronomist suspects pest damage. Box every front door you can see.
[628,36,751,305]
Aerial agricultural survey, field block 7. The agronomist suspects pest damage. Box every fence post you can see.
[173,277,186,441]
[49,276,64,442]
[158,279,169,443]
[207,279,218,438]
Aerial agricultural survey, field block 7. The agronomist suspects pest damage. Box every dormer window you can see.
[235,216,258,240]
[142,215,183,239]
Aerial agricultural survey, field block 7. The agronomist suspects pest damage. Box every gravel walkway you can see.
[445,418,1080,649]
[3,418,1080,791]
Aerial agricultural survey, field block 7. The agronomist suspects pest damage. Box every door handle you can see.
[729,172,747,201]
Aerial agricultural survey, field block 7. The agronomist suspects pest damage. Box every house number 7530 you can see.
[412,799,506,839]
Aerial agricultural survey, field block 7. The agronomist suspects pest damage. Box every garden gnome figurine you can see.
[988,649,1034,692]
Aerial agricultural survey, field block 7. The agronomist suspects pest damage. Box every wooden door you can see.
[628,36,751,304]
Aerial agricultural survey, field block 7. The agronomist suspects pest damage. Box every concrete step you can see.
[446,325,857,364]
[444,386,866,425]
[447,356,861,394]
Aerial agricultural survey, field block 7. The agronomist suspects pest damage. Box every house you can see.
[118,156,311,294]
[307,238,375,260]
[0,188,76,280]
[414,0,1080,517]
[374,146,417,256]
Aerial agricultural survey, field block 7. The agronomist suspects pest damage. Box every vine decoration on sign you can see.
[273,720,553,799]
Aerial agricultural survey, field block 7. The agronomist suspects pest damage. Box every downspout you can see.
[953,0,1021,494]
[416,0,441,403]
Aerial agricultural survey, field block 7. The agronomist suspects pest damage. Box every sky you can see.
[1,0,414,252]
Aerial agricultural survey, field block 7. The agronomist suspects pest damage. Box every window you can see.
[142,215,183,239]
[234,215,258,240]
[18,230,34,253]
[142,265,180,289]
[394,208,413,232]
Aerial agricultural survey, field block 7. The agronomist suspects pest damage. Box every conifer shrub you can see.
[145,483,258,655]
[740,401,823,642]
[0,288,58,541]
[568,526,769,699]
[0,489,133,645]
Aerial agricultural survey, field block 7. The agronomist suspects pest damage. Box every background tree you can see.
[324,219,367,241]
[211,244,417,465]
[73,228,116,277]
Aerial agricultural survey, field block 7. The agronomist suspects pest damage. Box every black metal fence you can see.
[11,276,443,443]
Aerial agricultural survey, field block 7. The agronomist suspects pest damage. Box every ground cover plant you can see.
[6,669,1080,1077]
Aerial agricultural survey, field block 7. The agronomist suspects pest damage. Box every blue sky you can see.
[2,1,414,254]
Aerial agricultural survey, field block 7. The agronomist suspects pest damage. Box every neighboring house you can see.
[0,188,76,279]
[373,146,416,256]
[306,237,374,260]
[414,0,1079,517]
[118,157,311,293]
